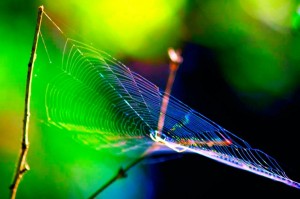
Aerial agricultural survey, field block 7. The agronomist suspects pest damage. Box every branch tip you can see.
[39,5,44,12]
[168,48,183,64]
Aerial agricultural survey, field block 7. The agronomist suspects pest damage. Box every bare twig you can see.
[88,48,183,198]
[156,48,183,139]
[88,154,145,199]
[10,5,44,199]
[88,143,162,199]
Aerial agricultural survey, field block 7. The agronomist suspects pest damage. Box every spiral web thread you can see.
[37,12,300,190]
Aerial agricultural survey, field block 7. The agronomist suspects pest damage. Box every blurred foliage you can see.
[44,0,186,60]
[183,0,300,107]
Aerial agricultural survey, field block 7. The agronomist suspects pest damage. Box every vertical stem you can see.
[10,5,44,199]
[156,48,183,138]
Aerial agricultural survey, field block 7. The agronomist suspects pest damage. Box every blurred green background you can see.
[1,0,300,198]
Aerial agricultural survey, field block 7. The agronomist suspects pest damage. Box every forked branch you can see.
[10,5,44,199]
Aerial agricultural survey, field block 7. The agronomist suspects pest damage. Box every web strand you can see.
[34,10,300,190]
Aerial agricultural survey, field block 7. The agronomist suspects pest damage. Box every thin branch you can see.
[88,143,162,199]
[88,48,183,198]
[88,154,145,199]
[10,5,44,199]
[156,48,183,138]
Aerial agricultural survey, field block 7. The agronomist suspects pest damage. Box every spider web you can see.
[32,11,300,190]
